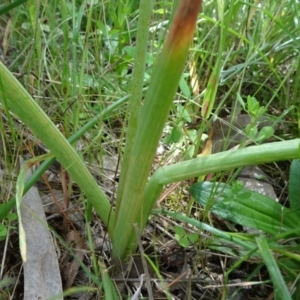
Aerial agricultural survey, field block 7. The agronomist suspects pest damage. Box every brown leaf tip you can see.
[167,0,202,49]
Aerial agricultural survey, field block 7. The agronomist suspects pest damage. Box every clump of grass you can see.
[0,0,300,299]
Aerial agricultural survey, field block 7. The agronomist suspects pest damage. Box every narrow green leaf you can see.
[0,91,130,222]
[140,139,300,246]
[289,159,300,215]
[113,0,202,259]
[0,0,28,15]
[190,181,300,235]
[99,260,119,300]
[154,209,257,252]
[179,236,189,248]
[0,62,115,235]
[0,225,8,237]
[150,139,300,186]
[256,236,292,300]
[188,233,199,243]
[16,161,28,262]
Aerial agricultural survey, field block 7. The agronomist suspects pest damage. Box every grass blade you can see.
[99,260,119,300]
[0,62,115,235]
[0,92,131,221]
[154,209,257,252]
[115,0,154,217]
[289,159,300,215]
[256,236,292,300]
[0,0,28,15]
[141,139,300,232]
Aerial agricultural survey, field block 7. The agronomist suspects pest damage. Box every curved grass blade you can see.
[0,92,131,221]
[256,236,292,300]
[0,61,115,235]
[141,139,300,240]
[153,208,257,252]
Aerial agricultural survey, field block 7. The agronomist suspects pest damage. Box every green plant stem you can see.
[115,0,154,218]
[112,0,202,259]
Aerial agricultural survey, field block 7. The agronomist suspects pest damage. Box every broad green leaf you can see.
[163,124,183,144]
[289,159,300,216]
[174,226,186,237]
[188,233,199,243]
[143,139,300,251]
[178,236,189,248]
[179,75,191,98]
[257,126,274,141]
[123,46,154,65]
[0,224,8,237]
[190,181,300,235]
[177,104,192,122]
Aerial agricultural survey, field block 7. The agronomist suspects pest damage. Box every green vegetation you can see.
[0,0,300,298]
